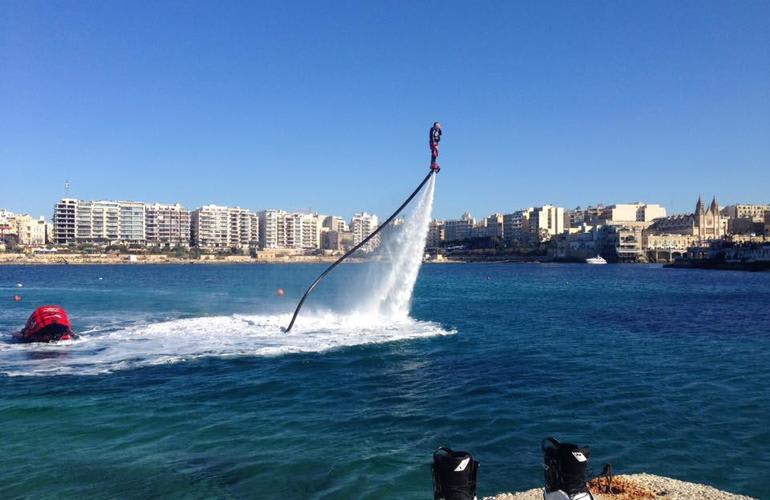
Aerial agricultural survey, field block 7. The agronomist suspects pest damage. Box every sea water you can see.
[1,263,770,498]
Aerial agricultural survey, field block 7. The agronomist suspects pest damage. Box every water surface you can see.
[1,264,768,498]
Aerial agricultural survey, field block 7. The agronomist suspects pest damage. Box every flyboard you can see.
[282,168,438,333]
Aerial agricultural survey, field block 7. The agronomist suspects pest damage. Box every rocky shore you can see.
[484,474,755,500]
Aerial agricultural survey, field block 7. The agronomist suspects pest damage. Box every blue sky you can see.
[1,0,768,220]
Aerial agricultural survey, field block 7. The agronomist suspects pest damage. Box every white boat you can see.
[585,255,607,265]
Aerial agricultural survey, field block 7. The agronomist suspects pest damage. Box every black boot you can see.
[542,437,594,500]
[432,447,479,500]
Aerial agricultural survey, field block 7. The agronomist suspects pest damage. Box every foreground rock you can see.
[484,473,755,500]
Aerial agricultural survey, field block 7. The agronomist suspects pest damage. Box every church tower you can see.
[695,195,722,241]
[709,196,721,238]
[696,196,705,241]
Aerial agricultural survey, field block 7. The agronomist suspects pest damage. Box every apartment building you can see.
[503,209,533,243]
[145,203,191,248]
[191,205,258,250]
[529,205,565,242]
[285,212,321,250]
[119,202,146,244]
[722,204,770,222]
[322,215,349,233]
[14,215,49,246]
[603,203,666,224]
[444,212,475,242]
[351,212,379,252]
[259,210,287,249]
[427,220,445,248]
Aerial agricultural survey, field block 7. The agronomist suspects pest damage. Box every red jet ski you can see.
[13,305,77,343]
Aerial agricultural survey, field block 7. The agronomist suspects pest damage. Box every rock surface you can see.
[484,473,755,500]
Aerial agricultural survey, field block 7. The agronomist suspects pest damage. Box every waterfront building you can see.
[555,224,600,259]
[603,203,666,224]
[427,220,445,248]
[259,209,288,249]
[722,204,770,222]
[644,233,698,262]
[320,229,341,251]
[119,202,146,244]
[566,205,607,227]
[285,212,321,250]
[503,209,533,243]
[76,200,120,244]
[529,205,565,242]
[0,209,15,227]
[52,199,77,244]
[13,215,49,246]
[646,196,724,242]
[322,215,349,233]
[351,212,379,252]
[0,210,17,241]
[191,205,258,250]
[145,203,191,248]
[53,198,154,245]
[444,212,475,242]
[485,213,504,238]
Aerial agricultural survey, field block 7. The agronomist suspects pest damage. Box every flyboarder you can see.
[429,122,442,172]
[283,125,441,332]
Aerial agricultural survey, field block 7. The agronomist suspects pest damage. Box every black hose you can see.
[283,170,436,332]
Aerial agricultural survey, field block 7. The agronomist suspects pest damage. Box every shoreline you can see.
[485,473,756,500]
[0,253,657,266]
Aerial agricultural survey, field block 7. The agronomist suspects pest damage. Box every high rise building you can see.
[351,212,379,252]
[485,213,504,238]
[145,203,191,248]
[75,200,120,244]
[322,215,349,233]
[503,209,533,243]
[53,199,77,244]
[259,210,288,249]
[191,205,258,250]
[603,203,666,224]
[529,205,565,242]
[444,212,475,242]
[427,220,445,248]
[285,212,321,249]
[119,201,146,244]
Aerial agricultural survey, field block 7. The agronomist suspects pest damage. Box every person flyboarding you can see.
[429,122,442,172]
[282,124,441,333]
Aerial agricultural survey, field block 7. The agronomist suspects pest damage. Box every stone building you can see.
[646,196,724,241]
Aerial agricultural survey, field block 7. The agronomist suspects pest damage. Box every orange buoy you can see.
[14,295,22,302]
[276,288,285,297]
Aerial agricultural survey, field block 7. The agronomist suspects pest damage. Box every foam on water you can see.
[0,313,453,376]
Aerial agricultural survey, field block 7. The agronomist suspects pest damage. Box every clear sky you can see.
[1,1,768,220]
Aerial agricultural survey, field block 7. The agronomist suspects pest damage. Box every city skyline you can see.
[2,1,769,220]
[0,191,760,226]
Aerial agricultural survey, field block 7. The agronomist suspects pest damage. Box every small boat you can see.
[585,255,607,265]
[12,305,77,343]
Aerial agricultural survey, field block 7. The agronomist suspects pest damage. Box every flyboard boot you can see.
[432,447,479,500]
[542,437,594,500]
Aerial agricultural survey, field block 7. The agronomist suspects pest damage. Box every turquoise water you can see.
[1,263,769,498]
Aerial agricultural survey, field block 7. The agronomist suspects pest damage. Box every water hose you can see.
[283,170,436,332]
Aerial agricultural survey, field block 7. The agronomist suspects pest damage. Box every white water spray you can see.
[360,175,436,318]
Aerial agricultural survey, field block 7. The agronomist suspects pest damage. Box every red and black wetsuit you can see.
[429,125,442,170]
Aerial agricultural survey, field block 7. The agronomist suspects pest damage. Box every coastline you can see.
[0,253,342,265]
[485,473,756,500]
